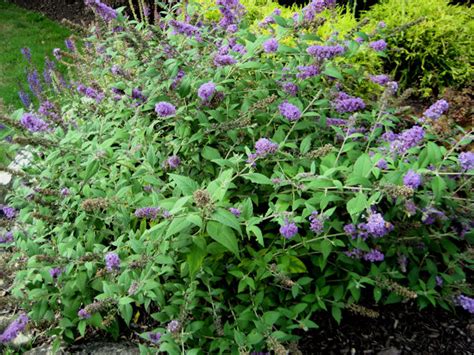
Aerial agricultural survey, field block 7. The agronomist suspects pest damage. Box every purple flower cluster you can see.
[85,0,117,22]
[216,0,245,31]
[27,69,43,98]
[167,320,181,333]
[21,47,31,62]
[132,88,147,103]
[369,74,390,85]
[376,159,388,169]
[457,295,474,314]
[105,252,120,271]
[165,155,181,169]
[325,118,347,126]
[255,138,278,156]
[77,84,104,102]
[307,44,345,60]
[78,308,91,319]
[198,82,216,102]
[0,231,13,244]
[345,212,393,240]
[214,54,237,66]
[229,207,241,217]
[459,152,474,172]
[259,8,281,27]
[278,101,302,121]
[435,276,443,287]
[369,39,387,51]
[169,20,201,41]
[65,38,76,52]
[1,205,17,219]
[296,65,319,80]
[302,0,336,22]
[0,313,29,343]
[20,113,49,133]
[18,90,31,109]
[345,248,384,262]
[171,69,185,89]
[49,267,62,278]
[333,92,365,113]
[309,211,324,234]
[389,126,425,154]
[39,101,61,122]
[149,332,162,343]
[53,48,61,60]
[421,207,446,225]
[155,102,176,117]
[135,207,161,220]
[280,220,298,239]
[263,38,279,53]
[423,99,449,120]
[403,170,422,189]
[281,82,299,96]
[363,249,385,262]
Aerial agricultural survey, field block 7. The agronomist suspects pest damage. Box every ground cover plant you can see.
[0,0,473,353]
[0,1,71,108]
[365,0,474,97]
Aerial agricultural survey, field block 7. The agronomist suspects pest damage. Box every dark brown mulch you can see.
[299,301,473,355]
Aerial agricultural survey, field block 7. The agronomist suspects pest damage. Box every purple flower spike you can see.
[307,44,345,60]
[459,152,474,172]
[457,295,474,314]
[135,207,161,220]
[149,332,162,343]
[49,267,62,278]
[198,82,216,102]
[309,211,324,234]
[0,313,29,343]
[105,252,120,271]
[423,99,449,120]
[333,92,365,113]
[263,38,279,53]
[167,320,181,333]
[280,220,298,239]
[229,207,241,217]
[255,138,278,156]
[369,39,387,51]
[78,308,91,319]
[165,155,181,169]
[363,249,384,262]
[403,170,422,189]
[155,102,176,117]
[278,101,302,121]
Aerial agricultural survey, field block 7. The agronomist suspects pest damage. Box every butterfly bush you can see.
[0,0,472,352]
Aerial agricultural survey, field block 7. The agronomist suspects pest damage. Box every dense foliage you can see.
[365,0,474,96]
[0,0,473,353]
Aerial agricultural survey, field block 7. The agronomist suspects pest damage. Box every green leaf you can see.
[202,146,222,161]
[331,305,342,324]
[83,160,100,181]
[352,154,372,178]
[211,208,241,233]
[262,311,280,326]
[322,63,343,80]
[300,135,312,154]
[287,255,307,273]
[206,221,240,257]
[187,244,207,277]
[347,193,368,218]
[243,173,272,185]
[168,174,199,195]
[321,239,332,260]
[166,216,192,237]
[273,15,288,27]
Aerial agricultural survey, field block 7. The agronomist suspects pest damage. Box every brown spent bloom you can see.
[193,189,212,208]
[81,198,108,212]
[266,336,287,355]
[383,183,414,199]
[307,144,334,159]
[347,303,380,318]
[376,277,418,299]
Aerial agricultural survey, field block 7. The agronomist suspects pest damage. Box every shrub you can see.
[364,0,474,96]
[1,0,473,353]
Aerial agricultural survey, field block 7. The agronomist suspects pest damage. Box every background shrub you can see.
[1,0,473,353]
[365,0,474,96]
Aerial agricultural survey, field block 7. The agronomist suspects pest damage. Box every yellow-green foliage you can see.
[365,0,474,96]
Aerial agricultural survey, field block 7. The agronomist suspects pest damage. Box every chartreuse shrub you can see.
[365,0,474,96]
[1,0,473,353]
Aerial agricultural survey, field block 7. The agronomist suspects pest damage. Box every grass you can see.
[0,1,71,109]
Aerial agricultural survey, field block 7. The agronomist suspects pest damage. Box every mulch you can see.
[299,301,473,354]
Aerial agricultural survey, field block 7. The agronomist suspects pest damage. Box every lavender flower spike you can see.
[278,101,302,121]
[20,113,49,133]
[155,102,176,117]
[0,313,29,343]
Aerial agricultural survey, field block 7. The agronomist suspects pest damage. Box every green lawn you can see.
[0,1,71,109]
